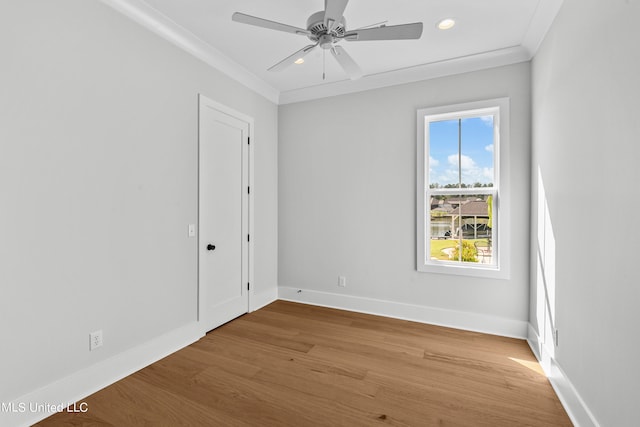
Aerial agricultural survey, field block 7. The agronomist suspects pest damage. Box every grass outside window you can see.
[430,239,488,261]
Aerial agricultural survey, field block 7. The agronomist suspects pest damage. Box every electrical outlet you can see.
[90,330,103,351]
[338,276,346,287]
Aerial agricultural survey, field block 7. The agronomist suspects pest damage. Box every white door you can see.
[199,96,251,332]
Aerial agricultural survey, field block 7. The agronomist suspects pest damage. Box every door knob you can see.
[207,244,216,251]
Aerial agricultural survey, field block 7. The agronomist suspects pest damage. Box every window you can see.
[416,98,509,278]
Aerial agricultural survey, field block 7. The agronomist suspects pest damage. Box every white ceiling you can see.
[103,0,563,104]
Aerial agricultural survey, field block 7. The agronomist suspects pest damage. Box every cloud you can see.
[485,144,494,152]
[483,167,494,180]
[438,169,459,183]
[439,154,493,185]
[428,156,440,177]
[448,154,476,169]
[480,115,494,126]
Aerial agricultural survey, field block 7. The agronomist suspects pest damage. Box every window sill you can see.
[418,261,509,280]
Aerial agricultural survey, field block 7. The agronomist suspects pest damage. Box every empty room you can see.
[1,0,638,426]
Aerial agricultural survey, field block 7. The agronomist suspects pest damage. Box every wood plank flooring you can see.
[37,301,571,426]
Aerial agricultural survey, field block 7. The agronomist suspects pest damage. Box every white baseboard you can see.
[527,324,600,427]
[2,322,203,427]
[278,286,528,339]
[250,286,278,312]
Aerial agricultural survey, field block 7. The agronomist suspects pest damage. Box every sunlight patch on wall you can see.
[536,166,557,358]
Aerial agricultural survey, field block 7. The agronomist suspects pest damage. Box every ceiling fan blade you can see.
[343,22,423,41]
[232,12,310,36]
[324,0,349,32]
[331,45,362,80]
[268,44,318,72]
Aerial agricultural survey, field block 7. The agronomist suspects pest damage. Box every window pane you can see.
[429,194,494,265]
[460,116,495,187]
[453,195,493,264]
[428,119,459,187]
[428,194,459,261]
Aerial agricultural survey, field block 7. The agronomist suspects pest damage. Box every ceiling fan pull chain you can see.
[323,49,326,80]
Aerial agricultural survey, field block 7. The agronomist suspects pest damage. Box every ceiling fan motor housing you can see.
[306,10,346,48]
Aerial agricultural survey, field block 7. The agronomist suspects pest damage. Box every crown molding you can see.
[100,0,280,104]
[522,0,565,56]
[279,46,531,104]
[100,0,562,106]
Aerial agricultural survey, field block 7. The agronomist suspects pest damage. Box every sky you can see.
[428,116,495,187]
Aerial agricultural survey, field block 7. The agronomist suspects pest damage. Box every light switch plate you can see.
[188,224,196,237]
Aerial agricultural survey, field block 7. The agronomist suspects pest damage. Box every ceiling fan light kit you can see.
[232,0,423,81]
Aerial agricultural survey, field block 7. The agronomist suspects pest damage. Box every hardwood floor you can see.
[38,301,571,426]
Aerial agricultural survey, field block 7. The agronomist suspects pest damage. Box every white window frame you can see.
[416,98,510,279]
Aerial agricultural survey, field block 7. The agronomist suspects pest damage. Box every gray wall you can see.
[0,0,277,402]
[530,0,640,425]
[279,62,531,325]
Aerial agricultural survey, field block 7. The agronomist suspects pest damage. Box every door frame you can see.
[197,94,254,332]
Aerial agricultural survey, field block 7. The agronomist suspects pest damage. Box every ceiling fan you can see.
[232,0,424,80]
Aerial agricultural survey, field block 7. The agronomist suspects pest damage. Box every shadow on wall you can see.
[535,166,557,361]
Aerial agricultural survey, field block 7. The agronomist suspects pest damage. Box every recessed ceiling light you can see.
[294,58,305,65]
[437,18,456,30]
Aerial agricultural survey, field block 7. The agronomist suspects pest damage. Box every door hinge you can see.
[247,282,250,291]
[247,137,250,145]
[247,186,250,194]
[247,234,250,242]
